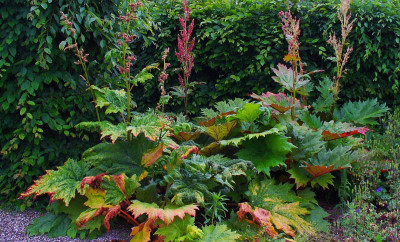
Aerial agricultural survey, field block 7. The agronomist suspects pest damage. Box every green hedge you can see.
[132,0,400,113]
[0,0,119,209]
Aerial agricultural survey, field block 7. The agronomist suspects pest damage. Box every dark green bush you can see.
[0,0,119,209]
[132,0,400,113]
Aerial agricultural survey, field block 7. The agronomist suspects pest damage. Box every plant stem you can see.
[119,209,140,226]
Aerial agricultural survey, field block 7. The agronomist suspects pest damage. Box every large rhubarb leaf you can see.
[199,224,241,242]
[82,136,156,176]
[311,77,335,113]
[131,64,157,86]
[99,122,127,144]
[101,174,140,205]
[302,146,354,177]
[250,92,303,113]
[220,126,284,147]
[19,159,89,206]
[229,103,262,124]
[333,99,389,125]
[128,200,198,225]
[76,187,122,232]
[127,113,170,141]
[141,143,166,167]
[271,63,310,92]
[286,123,325,161]
[26,213,71,238]
[320,121,370,141]
[237,203,277,238]
[205,120,237,141]
[201,98,247,119]
[155,215,202,242]
[235,134,295,175]
[184,155,255,190]
[244,179,315,238]
[90,86,129,114]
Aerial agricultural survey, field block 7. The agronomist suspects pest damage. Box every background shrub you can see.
[131,0,400,113]
[0,0,119,209]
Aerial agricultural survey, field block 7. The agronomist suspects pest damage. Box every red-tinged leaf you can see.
[199,142,221,156]
[303,164,347,178]
[250,92,304,114]
[104,205,121,232]
[141,144,166,167]
[172,131,201,142]
[128,200,198,225]
[131,219,154,242]
[319,121,371,141]
[206,120,237,141]
[76,207,107,228]
[181,146,199,160]
[19,159,89,207]
[80,173,107,191]
[199,111,236,127]
[237,203,278,238]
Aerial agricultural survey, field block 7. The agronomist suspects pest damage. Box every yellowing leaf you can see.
[141,144,165,167]
[128,200,198,225]
[19,159,89,207]
[206,120,237,141]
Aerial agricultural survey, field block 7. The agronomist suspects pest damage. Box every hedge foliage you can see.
[1,0,399,208]
[0,0,119,209]
[131,0,400,113]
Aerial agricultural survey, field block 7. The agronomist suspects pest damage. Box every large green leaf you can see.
[127,113,169,141]
[128,200,199,225]
[19,159,89,206]
[229,102,262,124]
[198,224,241,242]
[201,98,247,119]
[245,179,316,238]
[333,99,389,125]
[90,85,129,114]
[102,174,140,205]
[220,126,284,147]
[82,136,156,176]
[235,134,295,175]
[26,213,70,238]
[155,216,202,242]
[286,123,324,161]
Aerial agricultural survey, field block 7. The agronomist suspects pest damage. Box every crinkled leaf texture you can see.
[198,224,241,242]
[320,121,370,141]
[155,215,202,242]
[272,63,310,92]
[220,125,284,147]
[250,92,303,113]
[201,98,247,119]
[184,154,255,190]
[26,213,71,238]
[90,85,129,114]
[334,99,389,125]
[127,113,170,141]
[19,159,89,206]
[128,200,198,225]
[82,136,156,176]
[286,123,325,161]
[243,179,318,238]
[131,64,157,86]
[229,102,262,124]
[302,146,354,177]
[205,120,237,141]
[311,77,335,113]
[235,134,295,175]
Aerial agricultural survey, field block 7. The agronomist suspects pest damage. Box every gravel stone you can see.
[0,209,132,242]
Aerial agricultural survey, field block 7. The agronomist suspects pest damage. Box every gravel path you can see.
[0,209,132,241]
